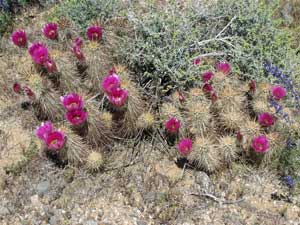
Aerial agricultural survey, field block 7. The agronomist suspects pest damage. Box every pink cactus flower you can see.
[216,61,231,75]
[193,58,201,65]
[236,131,243,142]
[258,113,274,127]
[108,66,117,75]
[73,37,83,47]
[28,42,46,56]
[202,83,213,93]
[13,82,22,94]
[86,25,103,41]
[177,138,193,156]
[271,85,286,100]
[202,71,214,82]
[72,46,85,61]
[165,117,181,133]
[211,91,218,103]
[43,58,57,73]
[66,109,88,126]
[107,88,128,107]
[36,121,54,141]
[11,30,27,47]
[101,74,121,94]
[30,44,49,65]
[45,130,66,150]
[252,135,269,153]
[250,80,256,94]
[178,91,185,103]
[42,23,58,40]
[60,93,84,111]
[23,86,36,101]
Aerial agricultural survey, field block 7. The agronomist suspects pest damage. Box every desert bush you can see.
[115,0,299,96]
[50,0,123,33]
[0,11,13,36]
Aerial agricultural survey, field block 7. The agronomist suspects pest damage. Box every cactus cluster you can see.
[9,22,299,174]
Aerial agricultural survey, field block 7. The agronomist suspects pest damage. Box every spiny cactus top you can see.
[271,85,286,101]
[216,61,231,75]
[86,25,103,41]
[45,130,66,150]
[60,93,84,111]
[252,135,269,153]
[202,71,214,82]
[36,121,54,141]
[11,30,27,47]
[258,113,274,127]
[178,138,193,156]
[101,74,121,94]
[165,117,181,133]
[42,23,58,40]
[66,109,88,126]
[107,88,128,107]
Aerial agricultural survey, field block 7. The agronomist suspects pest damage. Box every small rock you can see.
[36,180,50,196]
[85,219,98,225]
[31,195,43,208]
[195,171,212,192]
[137,220,148,225]
[0,206,10,216]
[49,216,58,225]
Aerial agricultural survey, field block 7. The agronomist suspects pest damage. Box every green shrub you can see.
[116,0,299,95]
[50,0,123,33]
[0,11,13,37]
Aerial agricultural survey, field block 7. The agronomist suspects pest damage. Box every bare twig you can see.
[215,16,237,38]
[190,192,245,205]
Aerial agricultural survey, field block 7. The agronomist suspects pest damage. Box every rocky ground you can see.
[1,102,300,225]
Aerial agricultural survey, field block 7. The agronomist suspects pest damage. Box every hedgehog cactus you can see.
[188,136,222,173]
[137,112,156,131]
[25,74,64,121]
[86,151,105,172]
[186,100,211,136]
[218,108,245,132]
[239,119,262,150]
[262,132,285,164]
[217,135,240,164]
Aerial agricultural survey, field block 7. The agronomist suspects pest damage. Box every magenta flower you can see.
[36,121,54,141]
[108,66,117,75]
[66,109,88,126]
[216,61,231,75]
[101,74,120,94]
[250,80,256,94]
[107,88,128,107]
[13,82,22,94]
[45,130,66,150]
[73,37,83,47]
[29,43,49,65]
[43,58,57,73]
[165,117,181,133]
[271,85,286,100]
[86,25,103,41]
[177,138,193,156]
[202,83,213,93]
[178,91,185,103]
[28,42,46,56]
[252,135,269,153]
[11,30,27,47]
[258,113,274,127]
[210,91,218,103]
[193,58,201,65]
[23,86,36,101]
[60,93,84,111]
[236,131,243,142]
[202,71,214,82]
[72,46,85,61]
[42,23,58,40]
